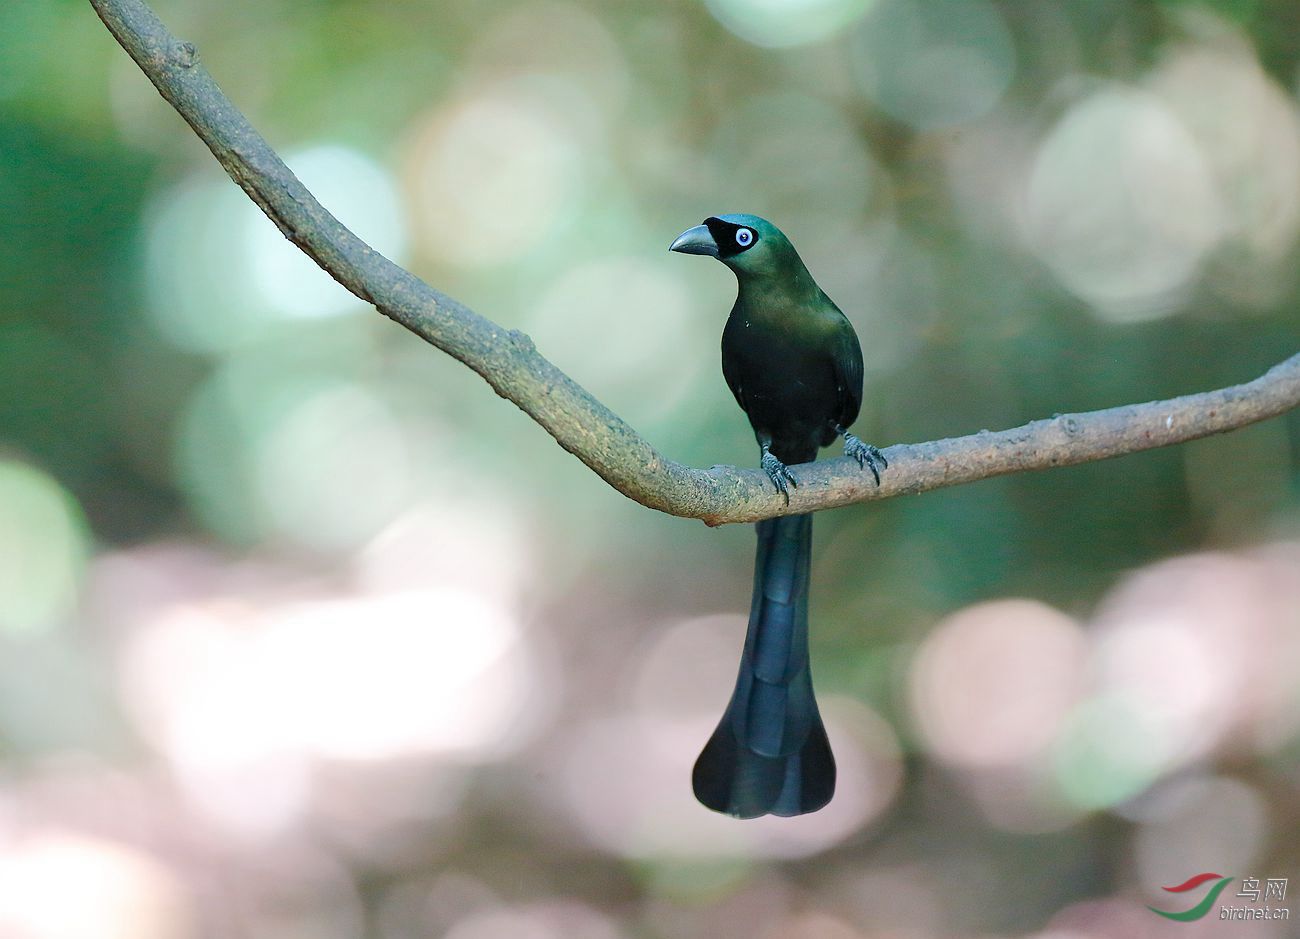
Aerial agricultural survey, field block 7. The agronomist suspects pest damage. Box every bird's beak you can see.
[669,224,719,257]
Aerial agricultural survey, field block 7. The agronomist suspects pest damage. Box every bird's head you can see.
[669,214,803,280]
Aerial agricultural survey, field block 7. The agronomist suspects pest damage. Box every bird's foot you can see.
[843,434,887,486]
[760,450,798,505]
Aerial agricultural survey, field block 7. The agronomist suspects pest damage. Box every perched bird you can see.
[670,214,885,818]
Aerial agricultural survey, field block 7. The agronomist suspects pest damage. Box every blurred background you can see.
[2,0,1299,936]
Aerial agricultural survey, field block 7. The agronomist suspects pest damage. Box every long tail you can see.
[693,513,835,817]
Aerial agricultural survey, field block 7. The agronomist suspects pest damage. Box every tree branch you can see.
[89,0,1300,526]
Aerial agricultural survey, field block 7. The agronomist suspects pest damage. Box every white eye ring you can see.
[735,228,754,247]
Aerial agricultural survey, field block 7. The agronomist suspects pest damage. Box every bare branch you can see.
[89,0,1300,526]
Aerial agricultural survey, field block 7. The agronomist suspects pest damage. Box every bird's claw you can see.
[843,433,887,486]
[760,450,798,505]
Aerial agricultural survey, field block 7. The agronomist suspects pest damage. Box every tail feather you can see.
[693,514,835,818]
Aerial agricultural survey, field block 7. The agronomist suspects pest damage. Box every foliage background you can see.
[1,0,1299,936]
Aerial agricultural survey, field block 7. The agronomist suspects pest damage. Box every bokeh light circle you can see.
[705,0,875,49]
[144,144,407,351]
[1021,86,1222,320]
[1134,775,1268,897]
[0,460,90,634]
[910,599,1085,772]
[851,0,1015,129]
[254,381,414,553]
[405,82,588,269]
[246,144,408,320]
[0,830,191,939]
[528,257,700,423]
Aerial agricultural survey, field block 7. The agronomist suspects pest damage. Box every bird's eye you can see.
[735,228,754,247]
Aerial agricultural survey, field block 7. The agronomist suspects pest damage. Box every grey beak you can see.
[669,224,719,257]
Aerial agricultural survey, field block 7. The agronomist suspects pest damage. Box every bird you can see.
[670,213,885,818]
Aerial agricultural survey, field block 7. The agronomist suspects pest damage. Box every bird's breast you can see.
[722,312,840,449]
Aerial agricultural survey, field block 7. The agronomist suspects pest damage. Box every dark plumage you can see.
[671,214,885,817]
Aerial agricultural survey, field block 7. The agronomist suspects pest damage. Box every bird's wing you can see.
[829,312,864,431]
[720,308,750,413]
